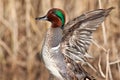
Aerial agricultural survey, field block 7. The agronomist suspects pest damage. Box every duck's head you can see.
[35,8,65,29]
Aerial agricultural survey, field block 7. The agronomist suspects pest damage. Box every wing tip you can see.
[107,7,115,11]
[105,7,115,16]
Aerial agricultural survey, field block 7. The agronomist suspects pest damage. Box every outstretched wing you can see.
[60,7,114,63]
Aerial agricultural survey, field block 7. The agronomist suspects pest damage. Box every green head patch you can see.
[54,10,65,29]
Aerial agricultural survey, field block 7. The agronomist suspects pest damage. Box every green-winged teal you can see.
[35,7,114,80]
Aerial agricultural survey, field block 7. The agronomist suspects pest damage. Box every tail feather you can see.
[66,57,95,80]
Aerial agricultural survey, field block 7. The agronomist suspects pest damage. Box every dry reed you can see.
[0,0,119,80]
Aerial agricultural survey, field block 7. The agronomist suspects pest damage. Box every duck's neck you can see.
[44,27,63,48]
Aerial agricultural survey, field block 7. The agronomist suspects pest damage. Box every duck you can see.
[35,7,114,80]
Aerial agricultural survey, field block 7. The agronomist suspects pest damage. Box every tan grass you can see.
[0,0,119,80]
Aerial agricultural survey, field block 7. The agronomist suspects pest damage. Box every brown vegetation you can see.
[0,0,120,80]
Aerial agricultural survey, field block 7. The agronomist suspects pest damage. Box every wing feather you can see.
[60,7,114,63]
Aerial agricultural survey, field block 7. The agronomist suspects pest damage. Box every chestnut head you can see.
[35,8,65,29]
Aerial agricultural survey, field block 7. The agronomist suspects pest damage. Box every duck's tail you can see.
[65,57,95,80]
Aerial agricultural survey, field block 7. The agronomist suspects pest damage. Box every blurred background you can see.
[0,0,120,80]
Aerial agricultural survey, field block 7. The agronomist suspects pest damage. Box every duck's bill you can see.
[35,15,47,20]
